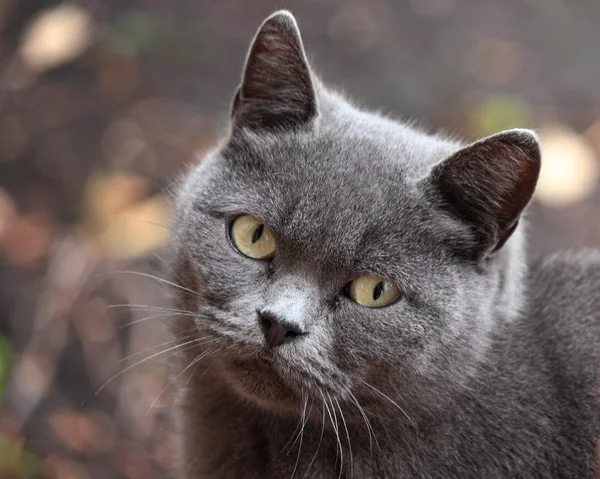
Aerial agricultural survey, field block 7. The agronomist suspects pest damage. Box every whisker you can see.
[327,392,344,479]
[117,311,213,329]
[95,270,203,299]
[374,404,394,444]
[335,398,353,478]
[173,351,220,407]
[120,312,181,329]
[348,391,378,453]
[95,336,215,395]
[290,391,309,479]
[321,391,343,476]
[252,395,308,479]
[108,304,198,315]
[361,381,419,440]
[284,395,308,457]
[146,347,216,416]
[280,406,308,458]
[303,392,326,479]
[112,333,212,367]
[81,331,202,407]
[176,355,205,397]
[130,217,169,229]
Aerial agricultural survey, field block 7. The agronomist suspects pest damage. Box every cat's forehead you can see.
[224,116,458,213]
[225,127,412,216]
[233,110,459,181]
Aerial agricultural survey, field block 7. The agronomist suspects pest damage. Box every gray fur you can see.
[167,10,600,478]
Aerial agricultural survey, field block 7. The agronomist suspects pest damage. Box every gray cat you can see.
[167,10,600,478]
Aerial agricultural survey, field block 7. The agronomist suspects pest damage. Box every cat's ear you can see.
[425,129,541,255]
[230,10,318,131]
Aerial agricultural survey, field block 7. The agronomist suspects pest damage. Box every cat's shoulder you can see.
[526,248,600,366]
[529,248,600,313]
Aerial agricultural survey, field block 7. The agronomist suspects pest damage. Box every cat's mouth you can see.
[231,351,287,381]
[239,351,278,377]
[255,351,275,372]
[223,349,308,409]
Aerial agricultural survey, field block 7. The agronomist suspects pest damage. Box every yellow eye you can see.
[348,275,400,308]
[230,215,276,260]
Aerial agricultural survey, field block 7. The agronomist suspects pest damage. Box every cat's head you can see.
[169,11,540,417]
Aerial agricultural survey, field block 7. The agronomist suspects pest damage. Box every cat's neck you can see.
[492,225,528,323]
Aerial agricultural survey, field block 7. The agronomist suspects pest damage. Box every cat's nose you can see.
[258,310,305,348]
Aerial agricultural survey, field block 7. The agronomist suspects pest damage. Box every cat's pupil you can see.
[252,224,264,243]
[373,281,385,301]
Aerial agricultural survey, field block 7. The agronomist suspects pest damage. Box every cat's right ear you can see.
[230,10,318,132]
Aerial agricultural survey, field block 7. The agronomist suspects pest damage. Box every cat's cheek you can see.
[337,306,432,381]
[283,325,343,383]
[192,256,270,308]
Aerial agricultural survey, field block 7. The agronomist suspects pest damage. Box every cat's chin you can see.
[221,355,306,413]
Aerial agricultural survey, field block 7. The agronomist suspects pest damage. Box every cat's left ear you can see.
[424,129,541,256]
[230,10,318,132]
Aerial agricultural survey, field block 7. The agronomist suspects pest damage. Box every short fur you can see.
[167,11,600,478]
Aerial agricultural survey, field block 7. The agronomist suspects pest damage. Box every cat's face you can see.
[170,11,540,416]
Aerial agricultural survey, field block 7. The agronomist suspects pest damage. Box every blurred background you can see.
[1,0,600,477]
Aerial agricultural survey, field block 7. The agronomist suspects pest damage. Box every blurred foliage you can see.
[1,1,600,478]
[0,335,13,400]
[0,335,40,479]
[108,10,204,60]
[470,95,532,137]
[0,435,40,479]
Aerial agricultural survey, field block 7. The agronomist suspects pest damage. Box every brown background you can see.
[1,1,599,478]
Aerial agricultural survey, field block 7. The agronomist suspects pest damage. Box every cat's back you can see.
[518,249,600,476]
[523,249,600,454]
[527,249,600,368]
[439,250,600,479]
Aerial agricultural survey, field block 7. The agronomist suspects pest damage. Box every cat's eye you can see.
[229,215,276,260]
[347,275,400,308]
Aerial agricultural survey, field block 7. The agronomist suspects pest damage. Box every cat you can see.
[166,10,600,478]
